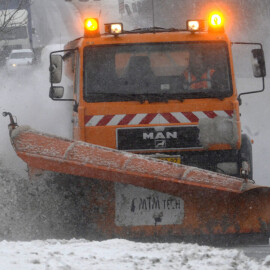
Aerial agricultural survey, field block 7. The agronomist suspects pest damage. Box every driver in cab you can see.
[183,51,215,90]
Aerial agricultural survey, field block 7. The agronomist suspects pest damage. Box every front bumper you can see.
[146,149,240,176]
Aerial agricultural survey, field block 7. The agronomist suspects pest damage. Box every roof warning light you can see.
[84,18,100,37]
[210,14,222,26]
[208,12,224,32]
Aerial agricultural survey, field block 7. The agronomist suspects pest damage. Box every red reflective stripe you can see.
[203,111,217,118]
[96,115,114,126]
[161,113,180,123]
[182,112,199,122]
[84,115,93,124]
[85,110,232,126]
[225,110,234,117]
[140,113,157,124]
[118,114,136,125]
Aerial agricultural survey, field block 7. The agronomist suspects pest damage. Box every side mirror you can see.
[49,86,64,99]
[251,49,266,78]
[50,54,63,83]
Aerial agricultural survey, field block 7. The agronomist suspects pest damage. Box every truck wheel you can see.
[238,134,253,180]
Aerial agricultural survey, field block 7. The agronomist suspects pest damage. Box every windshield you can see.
[83,42,232,103]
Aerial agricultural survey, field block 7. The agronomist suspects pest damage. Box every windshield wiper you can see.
[87,93,149,103]
[174,91,228,100]
[87,92,186,103]
[105,93,168,104]
[126,27,182,34]
[146,94,169,103]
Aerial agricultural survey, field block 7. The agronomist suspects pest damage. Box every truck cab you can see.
[49,14,266,179]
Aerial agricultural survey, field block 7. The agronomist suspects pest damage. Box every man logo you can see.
[155,140,166,148]
[143,131,177,140]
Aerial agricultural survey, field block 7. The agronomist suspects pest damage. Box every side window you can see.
[74,52,80,102]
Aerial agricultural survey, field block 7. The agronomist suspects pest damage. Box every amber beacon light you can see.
[208,12,224,32]
[84,18,100,37]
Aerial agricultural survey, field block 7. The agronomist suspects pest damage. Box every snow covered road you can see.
[0,239,270,270]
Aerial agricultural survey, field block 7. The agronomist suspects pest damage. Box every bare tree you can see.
[0,0,30,31]
[0,0,32,59]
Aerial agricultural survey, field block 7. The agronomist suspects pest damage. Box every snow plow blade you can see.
[9,126,270,243]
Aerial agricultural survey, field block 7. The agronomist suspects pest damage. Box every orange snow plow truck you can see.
[4,12,270,243]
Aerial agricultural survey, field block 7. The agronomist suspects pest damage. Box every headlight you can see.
[12,63,16,67]
[198,114,238,148]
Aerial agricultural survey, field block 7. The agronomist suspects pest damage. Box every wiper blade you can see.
[129,27,166,32]
[109,93,169,103]
[174,91,227,100]
[93,93,149,103]
[146,94,169,103]
[126,27,182,34]
[106,93,168,103]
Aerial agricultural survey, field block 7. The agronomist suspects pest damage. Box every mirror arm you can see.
[50,95,78,112]
[237,76,265,105]
[49,84,78,112]
[232,42,266,106]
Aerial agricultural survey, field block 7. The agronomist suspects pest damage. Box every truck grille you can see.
[117,126,201,151]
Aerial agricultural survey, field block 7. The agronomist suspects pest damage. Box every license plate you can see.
[158,157,181,164]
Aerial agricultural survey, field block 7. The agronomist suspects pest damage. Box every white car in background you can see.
[6,49,35,73]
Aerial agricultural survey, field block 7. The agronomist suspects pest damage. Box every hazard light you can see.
[208,12,224,33]
[84,18,100,37]
[186,20,205,32]
[105,23,123,35]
